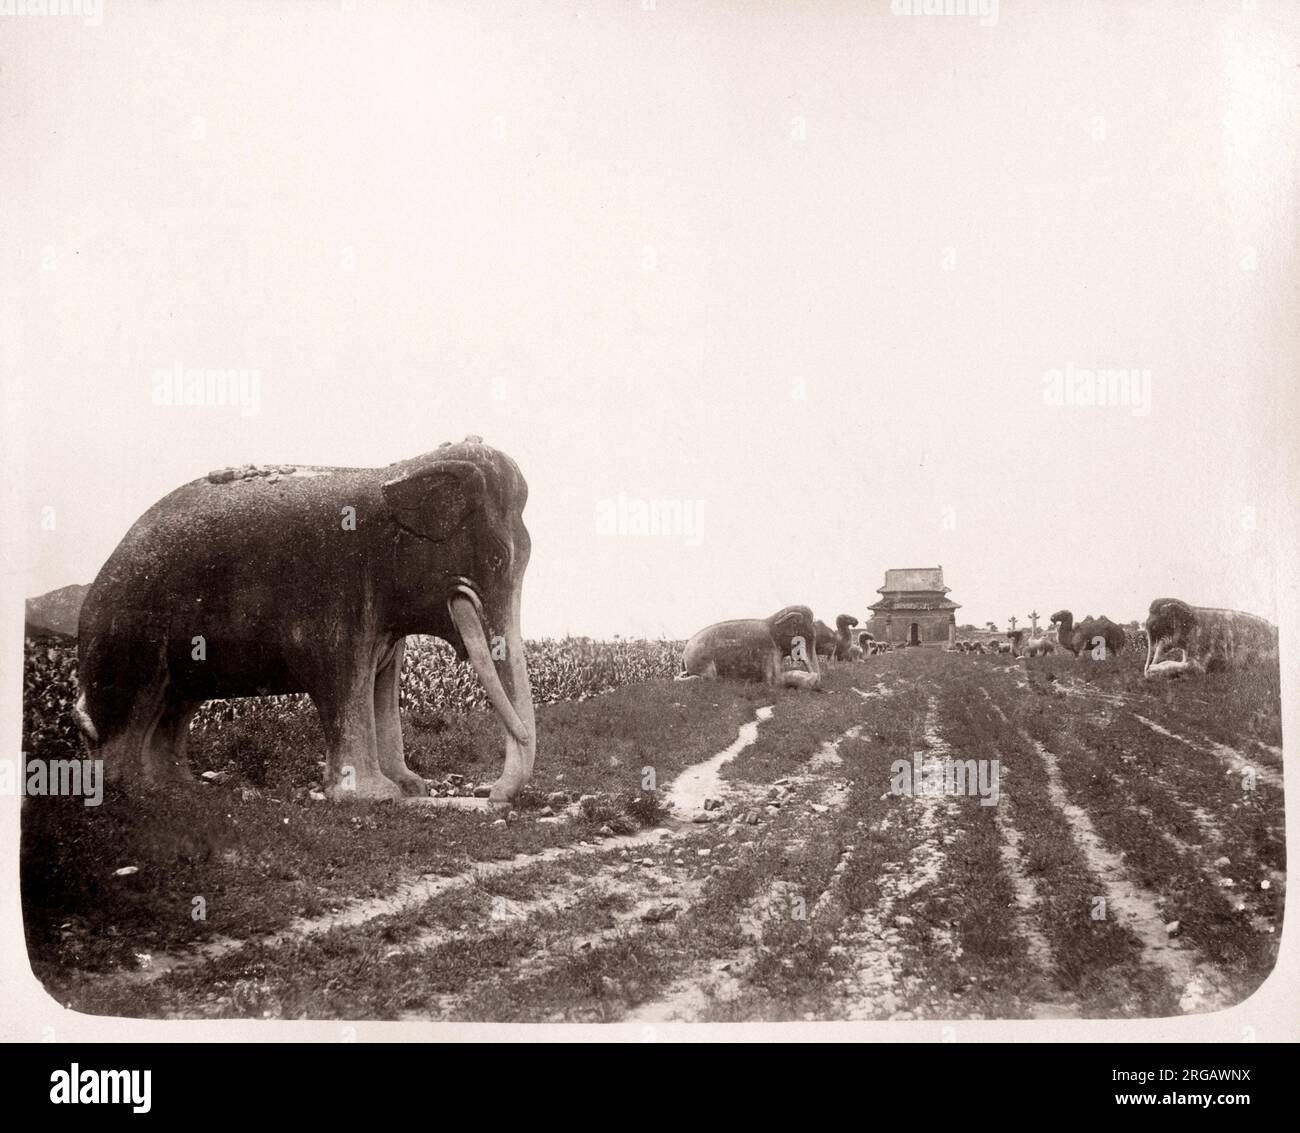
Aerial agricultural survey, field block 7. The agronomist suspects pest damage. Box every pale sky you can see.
[3,0,1298,639]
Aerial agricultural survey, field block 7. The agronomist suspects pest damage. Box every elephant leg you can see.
[142,695,202,783]
[313,671,402,803]
[100,638,179,784]
[373,639,427,797]
[676,660,715,681]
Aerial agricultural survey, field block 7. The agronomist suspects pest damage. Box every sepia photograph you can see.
[2,0,1298,1072]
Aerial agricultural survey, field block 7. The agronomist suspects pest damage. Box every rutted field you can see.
[22,643,1285,1022]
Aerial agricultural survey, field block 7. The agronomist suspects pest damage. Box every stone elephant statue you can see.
[75,436,535,804]
[676,605,821,689]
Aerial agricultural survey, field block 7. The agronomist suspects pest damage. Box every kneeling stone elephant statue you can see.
[75,437,535,804]
[677,605,821,689]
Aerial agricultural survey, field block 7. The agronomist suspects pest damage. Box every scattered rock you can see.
[691,812,715,824]
[113,866,139,877]
[473,785,491,798]
[308,790,326,803]
[704,797,724,811]
[598,825,615,837]
[744,811,760,825]
[1214,856,1231,868]
[538,806,555,818]
[810,803,829,814]
[1164,920,1181,936]
[492,818,506,827]
[546,791,569,807]
[697,848,711,858]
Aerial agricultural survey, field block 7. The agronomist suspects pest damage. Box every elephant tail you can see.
[73,692,99,745]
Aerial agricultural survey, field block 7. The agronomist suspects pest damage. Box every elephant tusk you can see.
[448,591,531,747]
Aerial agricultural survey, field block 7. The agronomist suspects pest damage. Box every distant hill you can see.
[25,583,89,640]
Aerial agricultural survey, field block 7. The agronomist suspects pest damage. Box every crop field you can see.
[21,638,1285,1023]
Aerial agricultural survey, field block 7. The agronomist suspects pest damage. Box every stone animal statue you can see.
[1025,634,1054,657]
[833,614,860,661]
[75,437,535,804]
[1050,609,1125,658]
[1007,629,1053,657]
[814,619,837,662]
[1143,599,1278,677]
[858,631,887,656]
[678,605,821,689]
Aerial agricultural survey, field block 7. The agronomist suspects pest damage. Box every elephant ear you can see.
[381,459,488,542]
[770,607,809,637]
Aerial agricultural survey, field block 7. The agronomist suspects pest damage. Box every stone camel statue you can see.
[677,605,822,689]
[75,436,536,804]
[1050,609,1126,658]
[833,614,860,661]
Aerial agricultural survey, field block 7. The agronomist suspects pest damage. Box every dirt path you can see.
[111,702,781,989]
[1030,736,1232,1013]
[1133,714,1284,792]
